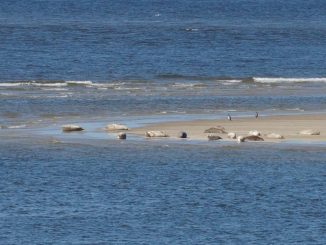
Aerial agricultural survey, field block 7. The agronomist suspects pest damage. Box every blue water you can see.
[1,0,326,124]
[0,0,326,81]
[0,139,325,244]
[1,1,326,243]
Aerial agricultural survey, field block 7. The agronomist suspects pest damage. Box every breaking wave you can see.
[0,81,90,87]
[155,75,326,84]
[0,77,325,91]
[252,77,326,83]
[172,82,206,88]
[0,80,123,88]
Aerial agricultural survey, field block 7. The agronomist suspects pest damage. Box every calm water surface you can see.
[0,0,326,80]
[0,139,325,244]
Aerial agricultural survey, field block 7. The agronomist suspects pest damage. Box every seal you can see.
[117,132,127,139]
[178,131,187,138]
[62,124,84,132]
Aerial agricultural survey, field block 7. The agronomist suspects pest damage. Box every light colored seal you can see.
[105,124,128,131]
[248,130,261,136]
[299,129,320,135]
[227,132,237,139]
[266,133,284,139]
[146,131,169,137]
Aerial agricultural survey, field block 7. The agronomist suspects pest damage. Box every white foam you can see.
[33,82,67,87]
[45,95,70,98]
[220,79,242,85]
[8,124,26,129]
[172,82,204,88]
[253,77,326,83]
[0,81,66,87]
[220,79,242,83]
[0,83,25,87]
[0,80,95,88]
[114,86,142,91]
[66,80,93,85]
[285,108,305,111]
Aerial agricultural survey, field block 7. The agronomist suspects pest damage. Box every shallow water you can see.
[1,82,325,128]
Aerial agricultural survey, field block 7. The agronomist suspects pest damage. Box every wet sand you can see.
[129,114,326,142]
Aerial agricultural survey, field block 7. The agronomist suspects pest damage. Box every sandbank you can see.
[129,114,326,143]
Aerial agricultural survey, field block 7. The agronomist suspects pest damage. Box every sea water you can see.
[0,0,326,80]
[0,139,325,244]
[0,0,326,243]
[1,0,326,125]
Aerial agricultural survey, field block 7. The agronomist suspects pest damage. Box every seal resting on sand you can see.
[248,130,261,136]
[178,131,187,138]
[227,132,237,139]
[238,135,264,142]
[204,126,227,134]
[237,136,245,143]
[299,129,320,136]
[207,134,222,141]
[62,124,84,132]
[105,124,128,131]
[266,133,284,139]
[146,131,169,137]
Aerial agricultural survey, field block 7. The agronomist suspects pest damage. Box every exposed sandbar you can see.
[129,114,326,142]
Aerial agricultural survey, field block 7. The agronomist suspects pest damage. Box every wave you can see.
[1,124,29,129]
[0,77,325,90]
[0,81,67,87]
[0,82,29,87]
[113,86,142,91]
[6,124,27,129]
[66,80,93,86]
[172,82,206,88]
[285,108,305,111]
[0,80,120,88]
[252,77,326,83]
[156,74,326,84]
